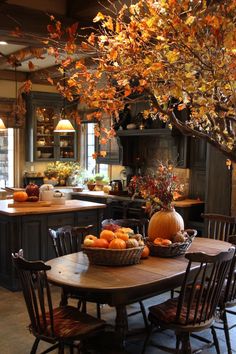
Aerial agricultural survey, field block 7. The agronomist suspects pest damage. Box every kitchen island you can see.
[0,199,106,290]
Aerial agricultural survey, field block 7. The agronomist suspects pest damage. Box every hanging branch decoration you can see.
[8,1,236,160]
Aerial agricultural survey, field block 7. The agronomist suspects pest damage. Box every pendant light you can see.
[54,70,75,133]
[0,118,6,130]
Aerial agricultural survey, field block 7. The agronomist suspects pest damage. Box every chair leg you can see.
[96,302,101,319]
[30,338,40,354]
[58,343,64,354]
[141,323,154,354]
[60,288,68,306]
[139,301,149,331]
[211,326,220,354]
[222,310,232,354]
[180,333,191,354]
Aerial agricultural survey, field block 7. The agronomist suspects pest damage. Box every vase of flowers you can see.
[128,162,185,241]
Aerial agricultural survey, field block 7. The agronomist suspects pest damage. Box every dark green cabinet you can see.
[25,92,78,162]
[0,208,103,290]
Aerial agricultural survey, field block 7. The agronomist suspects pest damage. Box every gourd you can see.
[148,209,184,241]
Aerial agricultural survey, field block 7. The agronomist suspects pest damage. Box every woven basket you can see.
[82,246,145,266]
[147,229,197,258]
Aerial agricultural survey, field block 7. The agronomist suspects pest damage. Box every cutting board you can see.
[8,201,52,208]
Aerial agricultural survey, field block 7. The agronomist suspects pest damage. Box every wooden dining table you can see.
[46,237,232,346]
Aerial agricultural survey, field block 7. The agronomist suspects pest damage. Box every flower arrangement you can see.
[128,162,184,215]
[44,161,86,185]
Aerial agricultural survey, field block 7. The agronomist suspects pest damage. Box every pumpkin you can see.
[114,231,129,241]
[13,191,29,202]
[108,238,126,249]
[93,238,109,248]
[148,209,184,241]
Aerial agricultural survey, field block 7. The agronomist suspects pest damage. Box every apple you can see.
[84,235,97,247]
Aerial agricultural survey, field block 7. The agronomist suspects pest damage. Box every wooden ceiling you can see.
[0,0,108,84]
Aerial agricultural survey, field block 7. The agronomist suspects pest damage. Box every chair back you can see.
[102,218,149,237]
[12,250,55,340]
[223,235,236,306]
[176,248,235,326]
[49,224,93,257]
[202,213,236,241]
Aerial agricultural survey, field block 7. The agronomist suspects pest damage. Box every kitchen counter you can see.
[72,190,204,208]
[71,191,205,232]
[0,199,106,216]
[0,199,106,290]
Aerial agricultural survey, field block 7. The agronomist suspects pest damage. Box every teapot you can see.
[39,184,54,201]
[52,190,66,205]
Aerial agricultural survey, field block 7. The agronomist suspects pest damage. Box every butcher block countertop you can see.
[0,199,106,216]
[72,191,204,208]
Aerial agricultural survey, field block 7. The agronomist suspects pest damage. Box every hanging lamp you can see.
[0,118,6,130]
[54,70,75,133]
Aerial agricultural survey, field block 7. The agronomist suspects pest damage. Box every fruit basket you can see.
[82,246,145,266]
[147,229,197,258]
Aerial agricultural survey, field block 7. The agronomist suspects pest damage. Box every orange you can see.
[141,245,150,259]
[153,237,163,246]
[100,229,115,242]
[161,239,172,246]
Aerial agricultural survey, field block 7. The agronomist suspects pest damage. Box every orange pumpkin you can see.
[148,209,184,241]
[13,191,29,202]
[108,238,126,249]
[114,231,129,241]
[93,238,109,248]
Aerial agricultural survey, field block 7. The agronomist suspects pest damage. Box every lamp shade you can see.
[54,119,75,132]
[0,118,6,130]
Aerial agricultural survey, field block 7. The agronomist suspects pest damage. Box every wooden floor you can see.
[0,285,235,354]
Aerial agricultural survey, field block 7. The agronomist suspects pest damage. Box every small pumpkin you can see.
[108,238,126,249]
[148,208,184,241]
[13,191,29,202]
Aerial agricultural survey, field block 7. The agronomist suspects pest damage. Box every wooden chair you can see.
[48,224,101,318]
[202,213,236,241]
[142,248,235,354]
[102,218,149,238]
[214,235,236,354]
[12,250,106,354]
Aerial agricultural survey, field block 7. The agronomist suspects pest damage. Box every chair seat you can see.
[34,305,105,339]
[149,298,207,326]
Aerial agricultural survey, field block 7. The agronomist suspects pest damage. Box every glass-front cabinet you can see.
[26,92,77,162]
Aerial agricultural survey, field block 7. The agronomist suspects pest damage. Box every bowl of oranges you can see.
[147,229,197,258]
[82,227,146,266]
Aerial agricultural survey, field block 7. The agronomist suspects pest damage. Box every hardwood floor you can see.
[0,286,235,353]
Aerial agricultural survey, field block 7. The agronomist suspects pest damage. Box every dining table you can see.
[46,237,233,347]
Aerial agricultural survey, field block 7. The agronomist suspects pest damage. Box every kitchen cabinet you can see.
[25,92,78,162]
[0,199,105,290]
[116,128,189,169]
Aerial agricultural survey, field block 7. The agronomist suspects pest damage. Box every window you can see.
[80,122,108,177]
[0,128,14,188]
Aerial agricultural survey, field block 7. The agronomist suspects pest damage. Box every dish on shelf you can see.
[41,153,52,158]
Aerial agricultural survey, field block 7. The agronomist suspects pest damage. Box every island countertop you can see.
[0,199,106,216]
